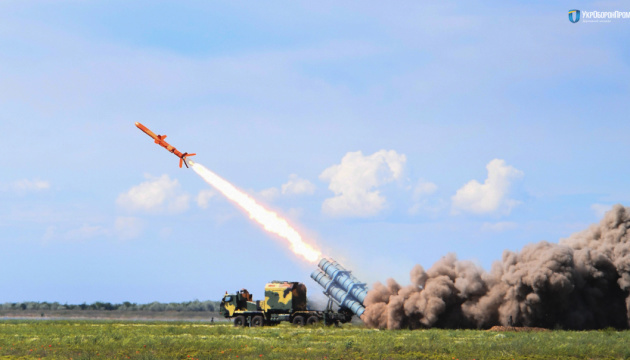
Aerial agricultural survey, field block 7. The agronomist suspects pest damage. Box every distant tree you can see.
[148,302,165,311]
[0,300,220,312]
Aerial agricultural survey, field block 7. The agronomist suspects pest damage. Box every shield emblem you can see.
[569,9,581,23]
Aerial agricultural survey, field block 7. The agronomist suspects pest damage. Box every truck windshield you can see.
[224,296,232,302]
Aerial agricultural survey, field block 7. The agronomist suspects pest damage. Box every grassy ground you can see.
[1,320,629,360]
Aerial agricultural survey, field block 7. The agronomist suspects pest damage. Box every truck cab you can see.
[220,289,258,317]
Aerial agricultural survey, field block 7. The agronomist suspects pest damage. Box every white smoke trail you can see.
[189,160,321,263]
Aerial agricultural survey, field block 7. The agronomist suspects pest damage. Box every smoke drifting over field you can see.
[362,205,630,330]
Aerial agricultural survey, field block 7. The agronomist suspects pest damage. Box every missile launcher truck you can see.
[220,281,354,326]
[220,258,368,327]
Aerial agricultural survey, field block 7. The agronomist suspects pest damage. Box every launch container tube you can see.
[311,270,365,316]
[318,258,362,283]
[312,269,368,306]
[318,258,368,303]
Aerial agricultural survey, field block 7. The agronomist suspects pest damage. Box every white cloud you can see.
[451,159,523,216]
[196,189,216,209]
[1,178,50,193]
[320,150,407,217]
[591,203,612,218]
[408,179,441,216]
[413,179,437,200]
[281,174,316,196]
[481,221,518,232]
[117,174,190,214]
[115,216,143,240]
[258,187,280,202]
[255,174,316,202]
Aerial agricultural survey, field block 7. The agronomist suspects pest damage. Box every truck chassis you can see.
[232,307,353,327]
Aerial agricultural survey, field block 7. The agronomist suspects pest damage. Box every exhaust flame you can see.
[190,161,321,263]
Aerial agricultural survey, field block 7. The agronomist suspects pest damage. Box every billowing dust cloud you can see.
[362,204,630,330]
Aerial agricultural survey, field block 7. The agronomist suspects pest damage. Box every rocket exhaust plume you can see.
[188,160,322,263]
[362,204,630,330]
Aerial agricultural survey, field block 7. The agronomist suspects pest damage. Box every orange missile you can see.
[135,122,196,168]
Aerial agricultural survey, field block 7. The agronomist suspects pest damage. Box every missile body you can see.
[135,122,196,168]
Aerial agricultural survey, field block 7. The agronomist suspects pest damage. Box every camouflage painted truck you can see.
[219,281,354,326]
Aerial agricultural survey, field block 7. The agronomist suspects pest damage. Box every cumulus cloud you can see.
[413,179,438,200]
[320,150,406,217]
[256,174,316,202]
[451,159,523,216]
[408,179,441,216]
[115,216,143,240]
[117,174,190,214]
[1,178,50,193]
[282,174,316,196]
[196,189,216,209]
[258,187,280,202]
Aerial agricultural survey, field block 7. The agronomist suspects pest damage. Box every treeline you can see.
[1,300,221,312]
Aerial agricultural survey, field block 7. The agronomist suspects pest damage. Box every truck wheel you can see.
[306,316,319,325]
[234,315,246,327]
[292,315,305,326]
[252,315,264,327]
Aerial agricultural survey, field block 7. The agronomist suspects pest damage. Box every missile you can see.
[135,122,196,168]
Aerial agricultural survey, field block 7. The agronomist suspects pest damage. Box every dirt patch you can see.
[488,326,550,332]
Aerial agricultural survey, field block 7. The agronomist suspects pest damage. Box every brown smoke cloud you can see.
[362,204,630,330]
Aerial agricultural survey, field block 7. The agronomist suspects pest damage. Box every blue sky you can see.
[1,1,629,304]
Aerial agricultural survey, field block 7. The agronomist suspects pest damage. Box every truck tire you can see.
[252,315,264,327]
[292,315,305,326]
[306,316,319,325]
[234,315,246,327]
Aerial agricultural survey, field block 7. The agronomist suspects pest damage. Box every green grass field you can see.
[1,320,629,360]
